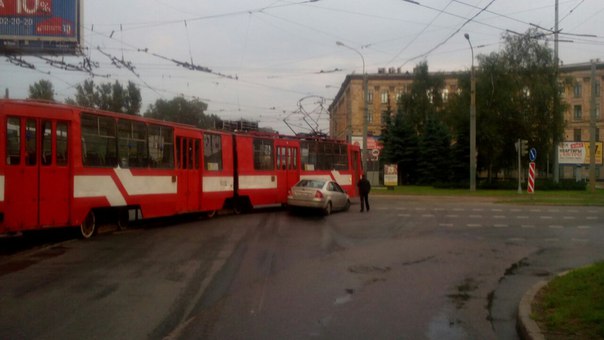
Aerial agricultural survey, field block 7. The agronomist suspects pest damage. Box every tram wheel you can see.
[117,209,129,230]
[80,211,96,239]
[206,210,217,218]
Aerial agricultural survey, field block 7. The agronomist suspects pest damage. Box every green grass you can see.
[533,262,604,339]
[373,185,604,206]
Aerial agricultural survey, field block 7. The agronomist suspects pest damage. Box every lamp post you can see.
[336,41,368,172]
[464,33,477,192]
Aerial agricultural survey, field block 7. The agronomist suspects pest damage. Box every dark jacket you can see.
[357,177,371,195]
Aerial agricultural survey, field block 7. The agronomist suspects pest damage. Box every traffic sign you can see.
[529,148,537,162]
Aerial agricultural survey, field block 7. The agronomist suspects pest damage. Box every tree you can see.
[500,29,564,170]
[66,80,142,115]
[145,96,220,129]
[383,61,446,185]
[381,103,420,185]
[417,119,451,184]
[28,80,55,101]
[442,29,564,183]
[398,61,445,133]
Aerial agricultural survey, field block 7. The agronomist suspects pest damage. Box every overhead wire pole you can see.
[336,41,368,172]
[589,59,597,192]
[553,0,560,183]
[465,33,477,192]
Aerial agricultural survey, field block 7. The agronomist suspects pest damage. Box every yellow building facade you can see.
[329,62,603,180]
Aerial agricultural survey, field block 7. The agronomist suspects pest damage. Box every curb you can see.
[517,280,547,340]
[517,269,576,340]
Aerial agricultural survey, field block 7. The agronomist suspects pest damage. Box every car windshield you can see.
[296,179,325,189]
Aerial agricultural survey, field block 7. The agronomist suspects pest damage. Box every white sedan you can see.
[287,179,351,215]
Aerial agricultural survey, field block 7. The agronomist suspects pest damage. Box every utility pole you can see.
[553,0,560,183]
[589,59,598,192]
[465,33,477,191]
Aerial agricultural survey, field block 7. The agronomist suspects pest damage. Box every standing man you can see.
[357,173,371,212]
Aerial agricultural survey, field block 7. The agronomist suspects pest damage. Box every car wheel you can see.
[324,202,332,216]
[344,199,351,211]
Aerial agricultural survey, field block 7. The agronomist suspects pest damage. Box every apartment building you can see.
[328,62,603,180]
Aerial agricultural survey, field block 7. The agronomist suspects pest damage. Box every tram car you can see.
[0,99,362,238]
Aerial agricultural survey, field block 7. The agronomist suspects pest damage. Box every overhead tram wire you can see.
[559,0,584,24]
[400,0,508,34]
[386,0,455,65]
[55,15,321,123]
[91,0,322,33]
[397,0,496,69]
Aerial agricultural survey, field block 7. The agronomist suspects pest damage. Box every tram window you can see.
[187,139,195,169]
[42,121,52,165]
[254,139,274,171]
[118,119,147,168]
[204,133,222,171]
[291,147,298,170]
[195,139,200,170]
[26,119,37,166]
[81,114,117,167]
[56,122,68,166]
[148,124,174,169]
[6,117,20,165]
[277,147,286,170]
[300,141,348,171]
[175,137,193,169]
[176,137,183,169]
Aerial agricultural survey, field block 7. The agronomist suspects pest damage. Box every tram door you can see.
[39,120,70,226]
[4,118,70,229]
[276,141,300,204]
[176,136,201,212]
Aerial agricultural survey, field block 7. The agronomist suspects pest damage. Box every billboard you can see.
[558,142,603,165]
[384,164,398,187]
[0,0,81,55]
[351,136,383,161]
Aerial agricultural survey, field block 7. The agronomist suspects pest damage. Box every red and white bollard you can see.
[527,162,536,194]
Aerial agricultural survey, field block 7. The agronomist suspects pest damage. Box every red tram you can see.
[0,99,362,238]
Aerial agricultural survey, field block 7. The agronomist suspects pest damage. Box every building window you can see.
[380,91,388,104]
[596,104,601,119]
[573,83,582,98]
[574,129,582,142]
[595,80,601,97]
[367,91,373,103]
[573,105,582,120]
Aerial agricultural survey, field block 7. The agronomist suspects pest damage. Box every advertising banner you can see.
[384,164,398,187]
[558,142,603,165]
[1,0,81,54]
[351,136,383,161]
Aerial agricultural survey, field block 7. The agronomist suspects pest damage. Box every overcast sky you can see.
[1,0,603,134]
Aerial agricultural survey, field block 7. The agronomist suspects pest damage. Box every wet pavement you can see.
[1,196,603,339]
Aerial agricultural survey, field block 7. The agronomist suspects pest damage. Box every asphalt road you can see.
[1,195,603,339]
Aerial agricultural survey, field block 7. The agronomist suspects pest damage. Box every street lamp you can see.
[464,33,477,192]
[336,41,369,172]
